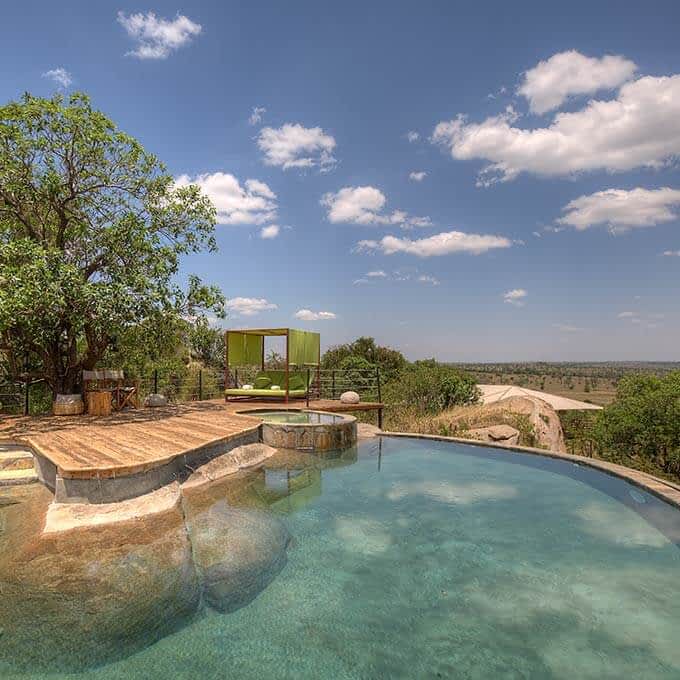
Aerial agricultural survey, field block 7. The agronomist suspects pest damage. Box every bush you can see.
[322,336,406,382]
[337,355,376,396]
[384,364,480,414]
[595,371,680,475]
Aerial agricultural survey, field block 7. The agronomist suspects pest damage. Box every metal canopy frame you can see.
[224,328,321,403]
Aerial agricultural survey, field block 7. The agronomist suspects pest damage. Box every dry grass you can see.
[384,403,538,447]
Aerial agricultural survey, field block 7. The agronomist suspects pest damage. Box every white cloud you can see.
[357,230,512,257]
[42,67,72,88]
[553,323,584,333]
[618,311,637,318]
[417,275,440,285]
[432,74,680,185]
[249,106,266,126]
[259,224,280,239]
[409,171,427,182]
[117,11,202,59]
[294,309,337,321]
[257,123,336,170]
[227,297,278,316]
[366,270,387,278]
[321,186,430,228]
[174,172,277,225]
[557,187,680,234]
[663,249,680,256]
[353,278,369,285]
[406,131,420,143]
[518,50,637,114]
[503,289,527,306]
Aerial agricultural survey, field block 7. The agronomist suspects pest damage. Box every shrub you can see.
[385,364,480,414]
[595,371,680,475]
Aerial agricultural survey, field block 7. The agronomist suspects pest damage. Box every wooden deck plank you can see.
[0,399,383,480]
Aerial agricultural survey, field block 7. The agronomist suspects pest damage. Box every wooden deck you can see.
[0,399,383,481]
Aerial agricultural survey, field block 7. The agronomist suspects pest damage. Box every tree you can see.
[0,93,224,394]
[595,372,680,474]
[187,318,225,369]
[384,364,479,414]
[321,336,406,381]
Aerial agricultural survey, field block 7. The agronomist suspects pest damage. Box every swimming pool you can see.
[1,437,679,678]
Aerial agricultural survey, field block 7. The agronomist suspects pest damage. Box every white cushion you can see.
[242,384,253,390]
[270,385,281,390]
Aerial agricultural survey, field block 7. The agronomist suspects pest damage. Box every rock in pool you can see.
[185,501,291,613]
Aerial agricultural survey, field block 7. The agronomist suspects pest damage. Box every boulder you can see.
[182,443,277,490]
[43,483,182,534]
[340,390,360,404]
[432,395,566,453]
[144,393,168,408]
[357,423,382,439]
[185,502,291,613]
[0,485,200,672]
[465,424,520,446]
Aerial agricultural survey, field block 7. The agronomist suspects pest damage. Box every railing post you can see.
[153,369,158,394]
[199,370,203,400]
[332,370,336,399]
[376,366,382,403]
[306,368,310,407]
[234,368,238,389]
[24,379,29,416]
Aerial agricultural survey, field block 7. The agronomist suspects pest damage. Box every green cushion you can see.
[288,375,305,391]
[225,388,307,397]
[254,375,272,389]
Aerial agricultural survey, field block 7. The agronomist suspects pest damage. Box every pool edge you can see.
[380,432,680,510]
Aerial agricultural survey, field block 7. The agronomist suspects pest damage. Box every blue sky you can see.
[2,1,680,360]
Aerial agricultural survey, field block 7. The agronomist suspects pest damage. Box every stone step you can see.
[0,448,34,472]
[0,467,38,486]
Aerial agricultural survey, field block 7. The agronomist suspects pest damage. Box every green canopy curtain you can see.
[288,330,320,366]
[227,332,263,366]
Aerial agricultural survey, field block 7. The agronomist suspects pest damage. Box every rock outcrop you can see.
[0,484,200,672]
[0,449,292,673]
[465,424,520,446]
[357,423,382,439]
[433,395,566,453]
[182,443,277,490]
[185,502,291,613]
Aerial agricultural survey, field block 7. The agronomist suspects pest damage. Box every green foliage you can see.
[337,355,376,394]
[322,336,406,382]
[0,92,224,393]
[595,372,680,474]
[265,350,286,369]
[384,363,480,414]
[187,317,225,369]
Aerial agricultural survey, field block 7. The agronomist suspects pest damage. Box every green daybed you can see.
[224,370,316,400]
[224,328,320,403]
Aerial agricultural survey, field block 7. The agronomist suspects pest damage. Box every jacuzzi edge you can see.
[380,431,680,510]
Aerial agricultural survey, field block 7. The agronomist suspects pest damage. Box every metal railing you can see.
[137,369,226,404]
[225,366,382,402]
[0,379,47,416]
[0,366,383,415]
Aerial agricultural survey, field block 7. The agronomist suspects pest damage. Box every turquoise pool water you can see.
[1,437,680,678]
[247,409,345,424]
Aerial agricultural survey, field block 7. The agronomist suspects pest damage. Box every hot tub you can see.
[240,409,357,452]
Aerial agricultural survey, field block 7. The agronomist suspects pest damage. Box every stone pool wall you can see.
[260,415,357,452]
